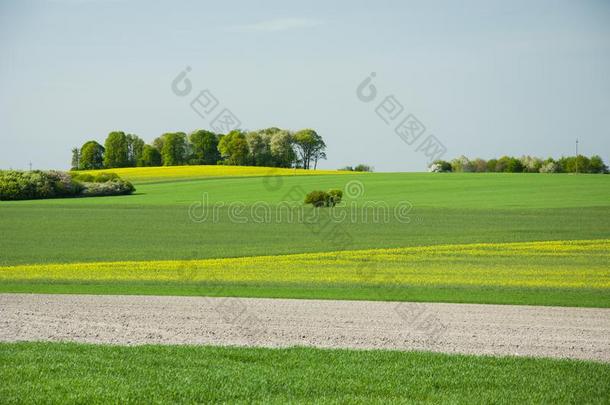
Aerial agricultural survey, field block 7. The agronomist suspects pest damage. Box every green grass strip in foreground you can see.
[1,342,608,404]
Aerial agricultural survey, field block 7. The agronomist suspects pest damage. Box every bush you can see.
[327,189,343,207]
[304,190,328,207]
[304,189,343,207]
[0,170,83,201]
[0,170,134,201]
[428,160,452,173]
[47,170,84,195]
[70,172,95,182]
[81,179,135,197]
[354,164,373,172]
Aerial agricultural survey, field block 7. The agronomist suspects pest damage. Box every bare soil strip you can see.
[1,294,608,361]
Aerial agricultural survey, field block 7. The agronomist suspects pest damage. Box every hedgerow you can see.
[0,170,134,201]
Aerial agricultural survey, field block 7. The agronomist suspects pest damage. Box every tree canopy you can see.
[79,141,105,170]
[103,131,129,168]
[71,128,329,171]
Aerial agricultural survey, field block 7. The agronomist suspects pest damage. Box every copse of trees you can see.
[429,155,608,174]
[71,128,326,170]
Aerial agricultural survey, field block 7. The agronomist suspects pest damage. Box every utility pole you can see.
[575,139,579,174]
[28,161,32,171]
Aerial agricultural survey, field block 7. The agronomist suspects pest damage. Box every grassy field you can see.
[2,166,609,402]
[0,172,609,266]
[1,342,608,404]
[0,168,609,307]
[2,240,608,307]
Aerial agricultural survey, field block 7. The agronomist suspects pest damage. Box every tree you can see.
[246,131,271,166]
[505,157,524,173]
[520,155,542,173]
[429,160,451,172]
[312,150,326,169]
[79,141,105,170]
[126,134,145,167]
[270,130,296,167]
[539,158,560,173]
[159,132,188,166]
[103,131,129,168]
[218,130,249,165]
[189,130,220,165]
[574,155,591,173]
[472,158,487,172]
[71,148,80,171]
[293,129,326,170]
[354,164,372,172]
[152,136,165,155]
[450,156,474,172]
[137,145,162,167]
[589,155,608,174]
[495,156,523,173]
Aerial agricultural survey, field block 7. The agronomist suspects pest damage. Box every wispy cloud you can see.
[228,18,324,33]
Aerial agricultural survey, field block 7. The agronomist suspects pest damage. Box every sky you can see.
[1,0,609,171]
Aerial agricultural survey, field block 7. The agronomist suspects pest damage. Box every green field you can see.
[2,168,610,402]
[1,342,608,404]
[1,173,609,265]
[1,171,609,307]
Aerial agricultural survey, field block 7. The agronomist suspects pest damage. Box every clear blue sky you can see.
[1,0,609,171]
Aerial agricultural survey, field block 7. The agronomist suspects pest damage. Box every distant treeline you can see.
[430,155,608,174]
[339,164,373,172]
[71,128,327,170]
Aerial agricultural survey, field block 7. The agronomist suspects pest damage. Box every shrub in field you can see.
[70,172,95,182]
[304,190,328,207]
[0,170,83,200]
[0,170,134,200]
[47,171,84,195]
[304,189,343,207]
[81,179,134,197]
[327,189,343,207]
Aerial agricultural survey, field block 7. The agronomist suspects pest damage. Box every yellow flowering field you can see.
[1,239,608,290]
[77,165,354,183]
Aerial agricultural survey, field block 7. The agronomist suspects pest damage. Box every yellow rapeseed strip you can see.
[77,165,355,183]
[1,239,608,289]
